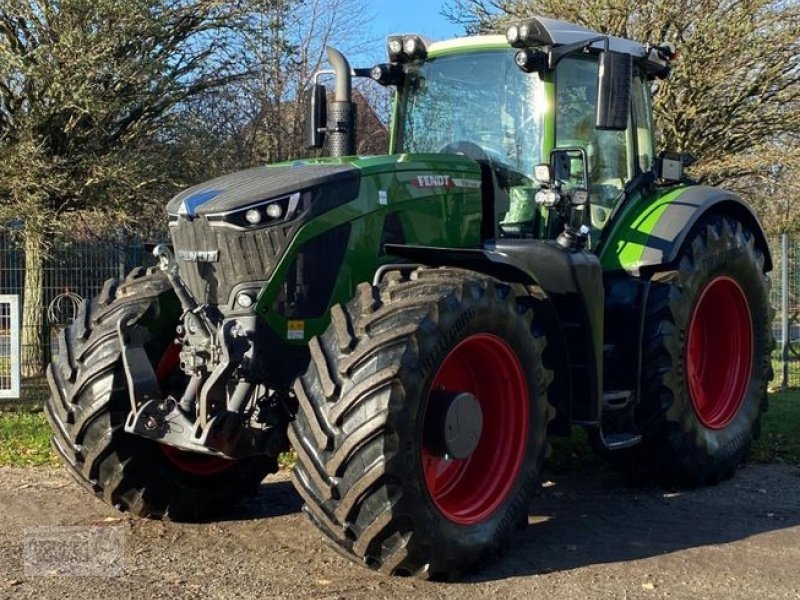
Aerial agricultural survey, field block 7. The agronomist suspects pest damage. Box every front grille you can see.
[170,217,292,305]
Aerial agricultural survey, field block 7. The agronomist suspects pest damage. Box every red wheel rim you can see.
[422,333,529,525]
[154,344,234,476]
[685,276,753,429]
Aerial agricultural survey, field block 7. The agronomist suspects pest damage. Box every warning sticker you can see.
[287,320,305,340]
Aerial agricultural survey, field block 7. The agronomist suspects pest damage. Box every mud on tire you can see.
[290,268,553,580]
[45,268,276,521]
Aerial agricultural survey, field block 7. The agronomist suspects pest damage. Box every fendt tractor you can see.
[46,17,773,579]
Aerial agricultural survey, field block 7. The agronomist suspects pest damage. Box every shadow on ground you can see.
[213,461,800,582]
[215,479,303,521]
[470,462,800,581]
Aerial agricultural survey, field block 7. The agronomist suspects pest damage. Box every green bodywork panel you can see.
[254,154,484,342]
[598,185,686,273]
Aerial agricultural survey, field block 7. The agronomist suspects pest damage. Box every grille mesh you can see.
[170,217,291,305]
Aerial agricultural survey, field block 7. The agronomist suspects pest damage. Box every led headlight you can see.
[514,48,547,74]
[236,292,255,309]
[504,17,554,48]
[245,209,262,225]
[533,164,553,184]
[401,35,428,61]
[370,63,405,87]
[535,189,562,208]
[386,34,429,63]
[506,25,520,44]
[387,36,404,62]
[205,192,300,229]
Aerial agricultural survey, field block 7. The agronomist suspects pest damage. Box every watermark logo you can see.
[23,526,125,577]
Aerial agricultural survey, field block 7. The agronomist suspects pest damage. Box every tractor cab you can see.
[372,18,674,247]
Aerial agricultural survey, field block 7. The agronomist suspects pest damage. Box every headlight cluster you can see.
[205,192,301,230]
[505,18,552,48]
[387,34,429,63]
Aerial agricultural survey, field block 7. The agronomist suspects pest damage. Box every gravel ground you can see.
[1,462,799,599]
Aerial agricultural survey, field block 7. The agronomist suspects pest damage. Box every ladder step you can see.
[602,390,634,411]
[603,433,642,450]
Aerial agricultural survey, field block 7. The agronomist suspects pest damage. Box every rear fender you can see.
[600,186,772,275]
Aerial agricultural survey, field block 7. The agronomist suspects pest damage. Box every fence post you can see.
[117,240,125,281]
[781,232,789,389]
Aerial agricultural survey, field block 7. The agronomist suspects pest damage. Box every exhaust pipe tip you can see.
[325,46,355,157]
[326,46,352,102]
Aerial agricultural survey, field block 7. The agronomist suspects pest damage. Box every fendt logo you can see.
[177,250,219,263]
[413,174,454,188]
[410,175,481,189]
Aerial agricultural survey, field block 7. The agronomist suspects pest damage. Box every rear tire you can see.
[290,268,552,579]
[45,268,277,520]
[599,216,772,483]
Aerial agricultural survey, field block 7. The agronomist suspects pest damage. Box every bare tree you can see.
[0,0,258,375]
[181,0,381,170]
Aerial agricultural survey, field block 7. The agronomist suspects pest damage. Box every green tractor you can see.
[46,17,773,579]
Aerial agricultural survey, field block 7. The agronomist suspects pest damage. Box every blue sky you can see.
[368,0,463,41]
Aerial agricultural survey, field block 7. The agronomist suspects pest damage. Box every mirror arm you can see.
[548,35,609,68]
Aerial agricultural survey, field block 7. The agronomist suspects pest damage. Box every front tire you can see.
[290,269,552,579]
[45,269,277,520]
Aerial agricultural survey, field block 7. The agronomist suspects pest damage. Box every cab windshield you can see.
[397,49,547,177]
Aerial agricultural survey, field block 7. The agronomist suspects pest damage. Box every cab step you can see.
[599,389,641,450]
[601,432,642,450]
[602,390,634,411]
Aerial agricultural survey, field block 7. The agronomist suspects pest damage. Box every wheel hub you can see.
[425,390,483,460]
[421,333,529,525]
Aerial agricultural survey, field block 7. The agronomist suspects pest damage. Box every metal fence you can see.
[1,233,799,404]
[770,235,800,388]
[1,236,159,403]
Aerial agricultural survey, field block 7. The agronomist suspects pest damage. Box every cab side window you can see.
[555,56,635,228]
[632,73,655,173]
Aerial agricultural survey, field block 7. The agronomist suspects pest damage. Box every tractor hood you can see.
[166,162,359,217]
[165,154,482,220]
[164,153,483,310]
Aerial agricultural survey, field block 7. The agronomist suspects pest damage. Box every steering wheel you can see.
[440,140,499,163]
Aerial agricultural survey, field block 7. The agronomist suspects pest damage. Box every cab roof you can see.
[421,17,669,75]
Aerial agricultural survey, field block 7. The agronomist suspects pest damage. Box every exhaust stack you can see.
[325,47,356,157]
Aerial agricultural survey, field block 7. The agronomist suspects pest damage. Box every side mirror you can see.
[551,147,590,190]
[596,51,632,131]
[551,150,572,182]
[305,84,327,149]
